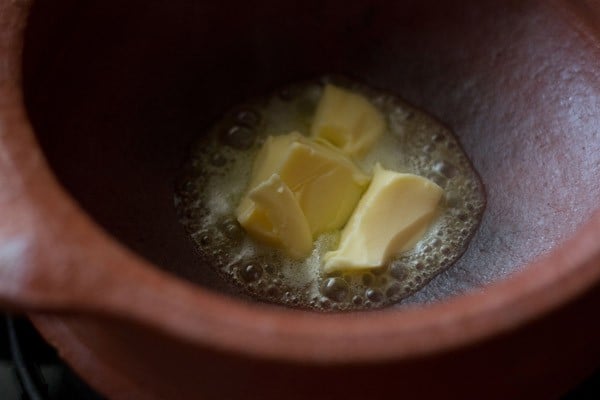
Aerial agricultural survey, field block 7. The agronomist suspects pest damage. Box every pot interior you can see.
[21,0,600,304]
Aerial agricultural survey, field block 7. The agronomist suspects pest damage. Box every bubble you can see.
[321,277,349,302]
[319,298,332,309]
[239,263,263,283]
[433,160,458,178]
[234,108,261,128]
[366,289,383,302]
[352,295,363,305]
[221,125,256,149]
[220,217,243,241]
[199,234,210,246]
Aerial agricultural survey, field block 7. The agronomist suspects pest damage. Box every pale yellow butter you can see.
[323,164,443,273]
[311,84,385,157]
[236,132,370,256]
[246,174,312,258]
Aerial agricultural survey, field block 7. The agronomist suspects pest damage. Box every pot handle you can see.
[0,120,128,313]
[0,106,185,316]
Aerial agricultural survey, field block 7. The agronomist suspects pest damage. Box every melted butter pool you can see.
[175,77,485,311]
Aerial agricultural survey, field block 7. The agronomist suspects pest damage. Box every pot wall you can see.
[31,270,600,400]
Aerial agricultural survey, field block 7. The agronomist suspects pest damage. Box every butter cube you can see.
[311,84,385,157]
[237,132,370,255]
[246,174,312,258]
[323,164,443,272]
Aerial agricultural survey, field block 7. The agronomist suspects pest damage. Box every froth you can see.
[175,77,486,311]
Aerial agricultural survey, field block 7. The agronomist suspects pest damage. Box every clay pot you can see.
[1,0,600,398]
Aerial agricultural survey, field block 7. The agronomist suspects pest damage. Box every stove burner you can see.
[3,316,104,400]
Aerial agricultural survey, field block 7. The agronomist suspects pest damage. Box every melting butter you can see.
[245,174,312,258]
[236,131,369,256]
[175,77,486,311]
[324,164,443,272]
[312,84,385,157]
[238,85,444,274]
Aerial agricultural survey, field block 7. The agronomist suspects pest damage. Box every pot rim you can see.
[1,0,599,366]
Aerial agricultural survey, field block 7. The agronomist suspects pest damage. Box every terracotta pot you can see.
[1,0,600,398]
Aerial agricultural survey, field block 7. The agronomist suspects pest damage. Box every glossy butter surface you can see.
[324,164,443,272]
[236,131,369,256]
[311,84,384,157]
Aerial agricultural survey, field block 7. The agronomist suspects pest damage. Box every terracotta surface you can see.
[0,0,599,399]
